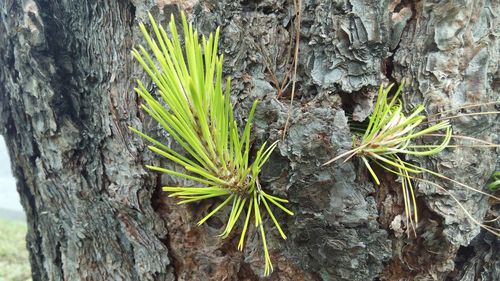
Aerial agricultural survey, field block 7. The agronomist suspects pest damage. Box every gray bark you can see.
[0,0,498,280]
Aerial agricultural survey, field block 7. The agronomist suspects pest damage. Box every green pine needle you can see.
[130,13,293,275]
[487,171,500,191]
[324,83,500,237]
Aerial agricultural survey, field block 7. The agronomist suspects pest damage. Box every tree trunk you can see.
[0,0,498,280]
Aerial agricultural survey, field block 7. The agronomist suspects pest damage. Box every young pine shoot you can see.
[324,83,500,237]
[130,13,293,275]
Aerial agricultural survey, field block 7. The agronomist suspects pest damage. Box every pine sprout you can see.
[324,83,500,237]
[130,13,293,275]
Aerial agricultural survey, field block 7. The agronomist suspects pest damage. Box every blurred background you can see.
[0,136,23,218]
[0,135,31,280]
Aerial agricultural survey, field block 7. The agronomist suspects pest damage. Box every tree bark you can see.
[0,0,498,280]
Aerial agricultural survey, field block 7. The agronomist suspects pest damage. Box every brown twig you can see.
[282,0,302,140]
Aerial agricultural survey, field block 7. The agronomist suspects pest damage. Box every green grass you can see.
[0,218,31,281]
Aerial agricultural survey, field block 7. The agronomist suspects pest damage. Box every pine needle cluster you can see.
[324,84,499,236]
[130,13,293,275]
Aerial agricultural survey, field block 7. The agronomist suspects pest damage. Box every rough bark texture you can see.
[0,0,498,280]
